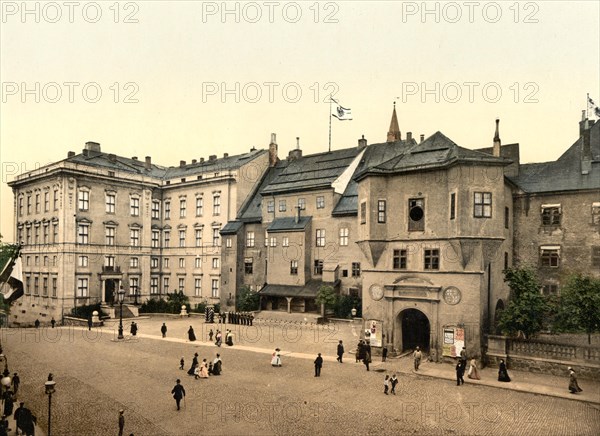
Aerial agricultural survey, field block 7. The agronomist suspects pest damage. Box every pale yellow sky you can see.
[1,1,599,240]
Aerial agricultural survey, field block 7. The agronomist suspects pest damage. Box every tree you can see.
[237,285,260,311]
[166,291,189,313]
[316,285,338,317]
[553,274,600,345]
[497,266,548,339]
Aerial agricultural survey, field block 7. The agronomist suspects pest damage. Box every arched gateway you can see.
[399,308,430,352]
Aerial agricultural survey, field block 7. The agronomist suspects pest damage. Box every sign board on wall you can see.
[442,327,464,357]
[364,319,382,347]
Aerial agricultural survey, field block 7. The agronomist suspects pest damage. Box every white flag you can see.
[331,99,353,121]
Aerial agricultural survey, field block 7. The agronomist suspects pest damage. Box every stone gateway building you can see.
[6,107,600,361]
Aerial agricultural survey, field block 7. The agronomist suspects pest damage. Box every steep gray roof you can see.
[220,221,244,235]
[510,119,600,193]
[267,216,311,232]
[237,162,288,223]
[261,147,361,195]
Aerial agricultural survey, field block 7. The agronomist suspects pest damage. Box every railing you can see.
[508,338,600,363]
[102,266,121,273]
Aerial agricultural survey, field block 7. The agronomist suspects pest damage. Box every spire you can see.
[387,102,401,142]
[493,118,501,157]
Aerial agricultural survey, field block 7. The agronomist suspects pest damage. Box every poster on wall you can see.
[364,320,382,347]
[442,327,465,357]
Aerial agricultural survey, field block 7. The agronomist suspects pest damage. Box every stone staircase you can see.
[101,303,139,319]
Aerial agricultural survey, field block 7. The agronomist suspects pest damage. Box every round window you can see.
[409,206,424,221]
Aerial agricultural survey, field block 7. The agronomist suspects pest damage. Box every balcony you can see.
[102,266,121,273]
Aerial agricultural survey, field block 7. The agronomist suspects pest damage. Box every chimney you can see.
[191,159,197,164]
[223,153,229,158]
[250,146,257,152]
[132,156,138,161]
[579,110,591,136]
[295,205,301,224]
[406,132,412,142]
[85,141,101,152]
[493,118,501,157]
[82,149,89,157]
[108,154,117,163]
[420,134,425,143]
[180,160,186,167]
[288,138,302,161]
[209,155,217,161]
[200,157,205,163]
[68,151,75,158]
[358,135,367,150]
[145,156,152,170]
[580,111,592,175]
[268,133,278,167]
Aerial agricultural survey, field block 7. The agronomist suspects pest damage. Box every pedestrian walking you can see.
[161,323,167,338]
[362,351,371,371]
[568,367,583,394]
[212,354,222,375]
[336,340,344,363]
[467,358,481,380]
[3,391,13,417]
[384,374,389,395]
[208,329,214,342]
[118,409,125,436]
[225,330,233,346]
[88,316,93,331]
[34,319,40,329]
[12,373,20,395]
[14,402,34,436]
[456,361,464,385]
[13,402,26,436]
[188,326,196,341]
[382,345,388,362]
[271,348,282,367]
[50,317,56,328]
[314,353,323,377]
[413,346,422,371]
[390,374,398,395]
[215,330,222,347]
[130,322,138,336]
[356,340,364,363]
[179,357,185,370]
[187,353,199,376]
[498,359,511,382]
[171,379,186,411]
[459,346,467,376]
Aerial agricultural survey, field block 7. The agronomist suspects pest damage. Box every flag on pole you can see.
[589,97,596,108]
[331,98,353,121]
[0,244,25,304]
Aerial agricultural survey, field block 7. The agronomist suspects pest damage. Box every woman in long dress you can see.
[215,331,222,347]
[187,352,199,375]
[188,326,196,341]
[271,349,282,367]
[199,359,209,378]
[568,367,583,393]
[498,359,511,382]
[467,358,481,380]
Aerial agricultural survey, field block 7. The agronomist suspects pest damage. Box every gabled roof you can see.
[237,162,288,223]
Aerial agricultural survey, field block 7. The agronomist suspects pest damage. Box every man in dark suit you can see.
[171,379,186,411]
[314,353,323,377]
[336,340,344,363]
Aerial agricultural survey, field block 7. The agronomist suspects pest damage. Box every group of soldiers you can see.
[218,312,254,326]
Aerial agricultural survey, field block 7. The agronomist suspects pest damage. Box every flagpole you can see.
[328,97,332,152]
[587,93,589,119]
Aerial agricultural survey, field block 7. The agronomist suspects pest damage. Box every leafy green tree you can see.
[316,285,338,317]
[333,294,361,319]
[166,291,189,313]
[237,285,260,311]
[553,274,600,344]
[498,266,548,339]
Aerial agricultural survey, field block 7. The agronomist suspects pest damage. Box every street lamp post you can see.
[45,373,56,436]
[117,286,125,340]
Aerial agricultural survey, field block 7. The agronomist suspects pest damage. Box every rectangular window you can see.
[179,230,186,247]
[18,198,23,216]
[78,191,89,211]
[593,246,600,269]
[27,195,31,214]
[267,200,274,213]
[179,199,187,218]
[106,194,116,213]
[450,193,456,220]
[211,279,219,298]
[540,247,560,267]
[25,276,31,295]
[212,257,220,269]
[504,252,509,270]
[290,260,298,275]
[195,278,202,296]
[298,198,306,210]
[244,258,253,274]
[424,249,440,270]
[129,277,139,297]
[42,277,48,296]
[279,200,286,212]
[213,194,221,216]
[195,257,201,268]
[282,236,289,247]
[26,227,31,245]
[541,206,561,226]
[314,259,323,275]
[43,224,49,244]
[212,228,220,247]
[179,258,185,268]
[378,200,386,223]
[265,230,269,247]
[164,231,170,247]
[504,207,510,229]
[44,192,49,212]
[106,227,115,246]
[53,223,58,243]
[352,262,361,277]
[360,202,366,224]
[34,226,40,244]
[393,249,407,270]
[130,257,139,268]
[474,192,492,218]
[53,189,59,210]
[130,228,140,247]
[33,276,38,295]
[35,194,40,213]
[196,197,203,216]
[409,198,425,231]
[178,278,185,292]
[163,277,170,293]
[78,256,88,267]
[76,278,88,297]
[150,277,159,295]
[151,257,159,268]
[152,230,160,248]
[104,255,115,267]
[542,284,559,296]
[164,258,170,268]
[316,196,325,209]
[195,229,202,247]
[130,197,140,216]
[339,228,348,246]
[270,236,277,247]
[52,277,57,297]
[164,201,171,219]
[152,200,160,219]
[316,229,326,247]
[226,238,232,248]
[77,224,89,244]
[246,231,255,247]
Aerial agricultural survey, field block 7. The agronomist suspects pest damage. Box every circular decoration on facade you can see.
[443,287,462,305]
[370,284,384,301]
